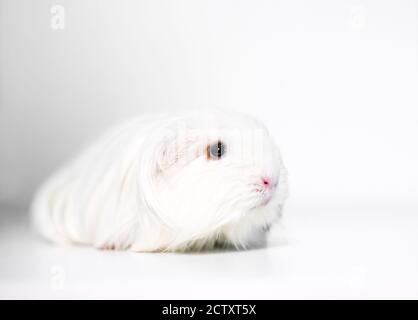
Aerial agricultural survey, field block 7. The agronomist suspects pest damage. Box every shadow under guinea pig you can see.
[170,226,290,255]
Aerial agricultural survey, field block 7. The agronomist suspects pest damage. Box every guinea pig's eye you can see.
[206,140,226,160]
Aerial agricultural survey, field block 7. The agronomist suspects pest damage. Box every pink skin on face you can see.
[259,176,278,206]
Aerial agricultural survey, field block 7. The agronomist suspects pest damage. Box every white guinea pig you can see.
[31,109,288,252]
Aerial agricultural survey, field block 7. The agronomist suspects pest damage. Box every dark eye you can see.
[207,140,226,160]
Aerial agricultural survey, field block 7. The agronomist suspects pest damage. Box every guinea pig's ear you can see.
[155,126,202,173]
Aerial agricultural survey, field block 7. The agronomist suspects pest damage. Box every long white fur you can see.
[31,109,288,252]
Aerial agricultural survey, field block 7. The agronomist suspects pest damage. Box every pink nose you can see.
[261,177,273,188]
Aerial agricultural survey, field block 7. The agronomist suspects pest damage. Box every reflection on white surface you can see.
[1,207,417,299]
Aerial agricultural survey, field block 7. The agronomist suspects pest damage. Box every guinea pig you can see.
[31,108,288,252]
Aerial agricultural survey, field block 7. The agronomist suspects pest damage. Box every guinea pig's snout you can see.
[261,176,278,190]
[260,176,277,191]
[254,175,278,206]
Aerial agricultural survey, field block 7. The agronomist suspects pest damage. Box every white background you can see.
[0,0,417,299]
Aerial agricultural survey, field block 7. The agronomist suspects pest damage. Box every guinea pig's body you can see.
[31,109,288,252]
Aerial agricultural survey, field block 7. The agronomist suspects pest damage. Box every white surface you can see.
[1,207,417,299]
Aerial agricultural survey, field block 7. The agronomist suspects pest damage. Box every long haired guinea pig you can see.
[31,109,288,252]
